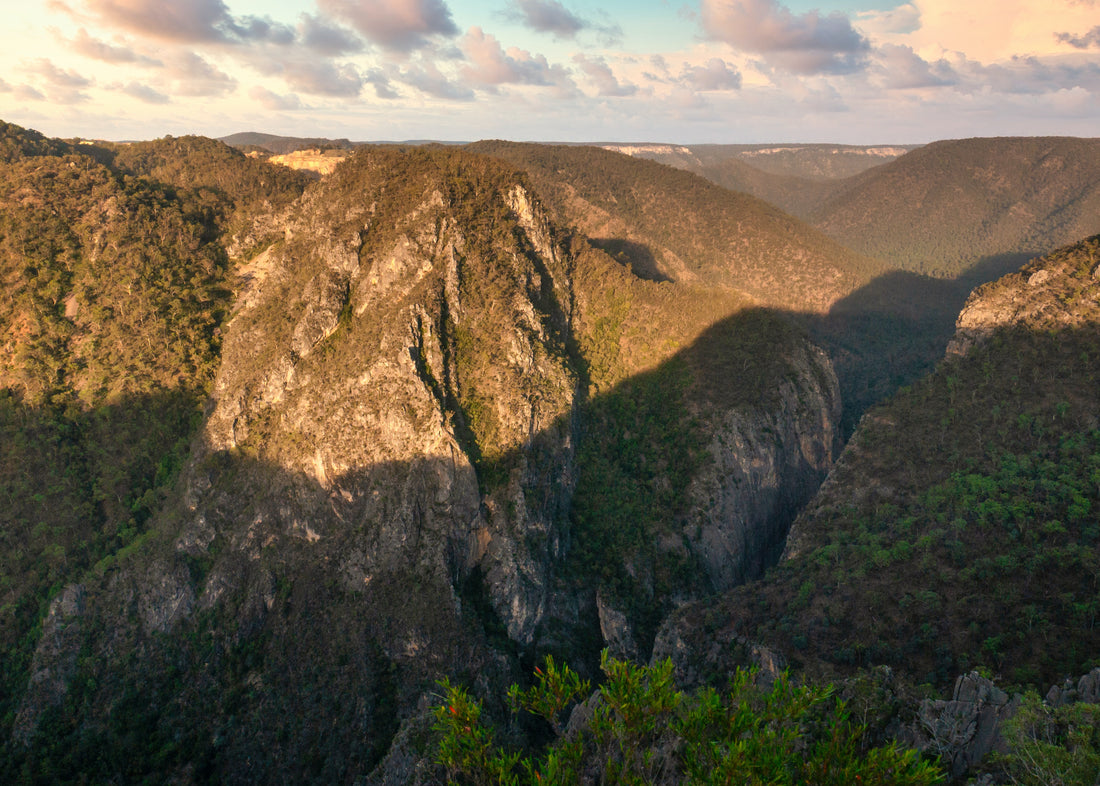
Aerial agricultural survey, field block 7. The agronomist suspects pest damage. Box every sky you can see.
[1,0,1098,143]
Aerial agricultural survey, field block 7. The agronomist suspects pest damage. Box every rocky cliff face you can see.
[9,147,845,781]
[182,148,579,662]
[686,341,840,590]
[948,234,1100,357]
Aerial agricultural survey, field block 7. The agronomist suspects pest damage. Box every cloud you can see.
[680,58,742,90]
[17,59,93,104]
[119,81,170,103]
[318,0,458,52]
[572,54,636,96]
[1056,25,1100,48]
[504,0,622,42]
[163,51,236,96]
[298,13,363,55]
[248,85,303,110]
[701,0,870,74]
[365,68,400,98]
[506,0,583,37]
[24,58,93,88]
[282,61,364,97]
[460,27,575,94]
[67,28,162,65]
[247,53,364,97]
[502,0,572,36]
[14,85,48,102]
[855,3,921,36]
[873,44,955,89]
[68,0,293,44]
[963,55,1100,95]
[399,62,474,99]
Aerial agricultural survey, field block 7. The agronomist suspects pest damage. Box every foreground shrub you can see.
[433,652,945,785]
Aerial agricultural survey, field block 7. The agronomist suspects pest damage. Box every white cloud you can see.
[701,0,870,74]
[249,85,303,110]
[503,0,622,42]
[460,27,575,95]
[119,81,170,103]
[680,58,742,90]
[872,43,955,89]
[72,0,294,45]
[67,28,162,65]
[318,0,458,52]
[298,13,364,56]
[162,51,236,97]
[572,54,636,96]
[855,3,922,37]
[399,61,474,99]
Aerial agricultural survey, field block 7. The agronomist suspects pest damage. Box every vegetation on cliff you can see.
[0,121,313,776]
[668,236,1100,692]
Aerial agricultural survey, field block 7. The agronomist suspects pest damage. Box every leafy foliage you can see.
[701,239,1100,690]
[0,121,312,757]
[433,654,945,785]
[992,692,1100,785]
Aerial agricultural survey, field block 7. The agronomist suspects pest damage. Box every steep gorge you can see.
[4,140,844,782]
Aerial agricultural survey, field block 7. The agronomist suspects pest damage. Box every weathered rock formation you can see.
[10,147,844,781]
[948,234,1100,357]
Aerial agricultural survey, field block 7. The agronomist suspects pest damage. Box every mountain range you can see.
[1,119,1098,783]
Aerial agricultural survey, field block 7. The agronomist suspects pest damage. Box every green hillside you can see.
[219,132,356,155]
[812,137,1100,276]
[468,141,885,313]
[0,122,311,761]
[666,236,1100,691]
[608,142,918,219]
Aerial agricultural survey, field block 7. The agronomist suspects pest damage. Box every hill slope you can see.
[468,141,884,313]
[604,143,917,219]
[812,137,1100,276]
[0,122,308,759]
[2,138,843,782]
[659,235,1100,691]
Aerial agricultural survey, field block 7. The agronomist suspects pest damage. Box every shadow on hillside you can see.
[0,241,1041,780]
[797,252,1035,435]
[588,237,672,282]
[665,320,1100,694]
[1,302,838,781]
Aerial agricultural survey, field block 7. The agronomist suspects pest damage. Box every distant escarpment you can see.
[659,234,1100,695]
[4,138,843,782]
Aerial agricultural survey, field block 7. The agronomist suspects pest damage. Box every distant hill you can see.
[602,143,919,219]
[811,137,1100,276]
[219,132,357,154]
[468,141,884,313]
[610,143,916,179]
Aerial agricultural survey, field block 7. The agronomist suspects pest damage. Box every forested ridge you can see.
[0,121,310,773]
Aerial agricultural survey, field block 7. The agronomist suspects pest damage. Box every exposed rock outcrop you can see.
[686,341,840,589]
[905,672,1021,779]
[948,234,1100,357]
[12,585,85,746]
[8,147,846,777]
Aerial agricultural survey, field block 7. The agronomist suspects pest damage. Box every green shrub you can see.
[993,693,1100,786]
[433,653,945,785]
